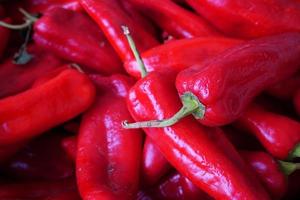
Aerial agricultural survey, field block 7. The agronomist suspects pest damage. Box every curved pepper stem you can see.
[278,160,300,176]
[0,8,38,30]
[289,144,300,159]
[122,25,148,78]
[122,92,205,129]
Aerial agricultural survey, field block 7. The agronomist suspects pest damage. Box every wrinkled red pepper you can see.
[33,7,123,75]
[76,74,143,200]
[186,0,300,38]
[174,33,300,126]
[0,68,95,151]
[241,151,287,199]
[125,37,241,78]
[128,0,221,38]
[80,0,159,61]
[236,104,300,160]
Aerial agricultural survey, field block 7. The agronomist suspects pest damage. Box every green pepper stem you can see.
[122,92,205,129]
[121,25,147,78]
[289,144,300,159]
[279,160,300,176]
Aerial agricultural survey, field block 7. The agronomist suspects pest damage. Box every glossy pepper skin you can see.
[76,74,143,200]
[0,46,62,98]
[236,105,300,160]
[176,33,300,126]
[241,151,287,199]
[0,68,95,148]
[186,0,300,38]
[34,7,123,75]
[125,37,241,78]
[128,0,221,39]
[1,133,74,181]
[126,71,270,200]
[142,137,171,186]
[80,0,159,61]
[294,89,300,115]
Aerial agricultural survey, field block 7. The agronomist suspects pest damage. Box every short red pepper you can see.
[80,0,159,62]
[125,37,241,78]
[236,104,300,160]
[128,0,221,38]
[76,74,143,200]
[186,0,300,38]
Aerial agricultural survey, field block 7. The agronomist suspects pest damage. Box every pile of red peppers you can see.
[1,0,300,199]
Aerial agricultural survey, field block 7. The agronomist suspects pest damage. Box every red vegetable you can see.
[128,0,221,38]
[80,0,159,61]
[186,0,300,38]
[24,0,82,13]
[76,74,143,200]
[33,7,123,74]
[125,37,241,78]
[236,104,300,160]
[0,68,95,151]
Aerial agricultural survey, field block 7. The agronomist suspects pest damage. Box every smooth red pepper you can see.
[186,0,300,38]
[236,104,300,160]
[80,0,159,61]
[76,74,143,200]
[128,0,221,39]
[142,136,171,186]
[294,89,300,115]
[24,0,82,13]
[0,46,62,98]
[33,7,123,75]
[124,70,270,200]
[241,151,287,199]
[125,37,241,78]
[1,133,74,181]
[0,18,10,57]
[174,33,300,126]
[0,68,95,150]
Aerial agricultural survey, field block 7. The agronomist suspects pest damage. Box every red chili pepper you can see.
[236,104,300,160]
[33,7,123,75]
[267,71,300,100]
[0,178,77,199]
[125,37,241,78]
[1,133,74,181]
[172,33,300,127]
[142,137,171,186]
[24,0,82,13]
[61,136,77,161]
[76,74,143,200]
[0,18,10,57]
[128,0,221,38]
[122,29,270,199]
[80,0,159,61]
[240,151,288,199]
[294,89,300,115]
[0,45,62,98]
[186,0,300,38]
[0,68,95,148]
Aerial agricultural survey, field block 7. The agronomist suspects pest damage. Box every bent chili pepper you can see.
[294,89,300,115]
[125,37,241,78]
[0,68,95,149]
[122,28,270,200]
[236,104,300,160]
[241,151,288,199]
[128,0,221,39]
[33,7,123,75]
[80,0,159,62]
[76,74,143,200]
[186,0,300,38]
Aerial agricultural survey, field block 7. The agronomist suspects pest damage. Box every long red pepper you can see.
[33,7,123,75]
[0,46,62,98]
[125,37,241,78]
[123,28,269,199]
[186,0,300,38]
[0,68,95,148]
[294,89,300,115]
[128,0,221,38]
[80,0,159,62]
[236,104,300,160]
[76,74,143,200]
